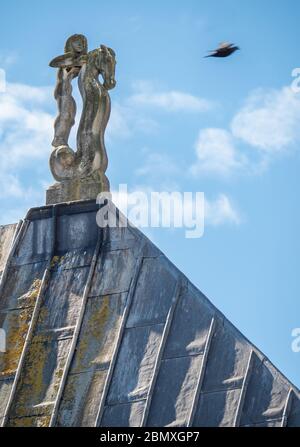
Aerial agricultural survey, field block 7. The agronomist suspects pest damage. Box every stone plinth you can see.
[46,175,109,205]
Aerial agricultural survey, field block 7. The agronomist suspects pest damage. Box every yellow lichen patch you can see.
[50,255,65,269]
[53,367,64,395]
[91,295,110,339]
[11,335,70,421]
[21,339,50,394]
[18,278,42,308]
[74,295,111,371]
[36,305,49,327]
[50,256,60,269]
[58,373,78,412]
[0,278,42,377]
[28,279,42,300]
[11,337,51,418]
[8,415,51,427]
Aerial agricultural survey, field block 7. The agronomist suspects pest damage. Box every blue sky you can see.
[0,0,300,387]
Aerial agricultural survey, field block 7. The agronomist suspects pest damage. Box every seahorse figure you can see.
[46,34,116,203]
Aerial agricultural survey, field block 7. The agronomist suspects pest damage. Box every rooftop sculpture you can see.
[46,34,116,204]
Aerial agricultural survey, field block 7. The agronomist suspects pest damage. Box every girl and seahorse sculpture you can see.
[46,34,116,204]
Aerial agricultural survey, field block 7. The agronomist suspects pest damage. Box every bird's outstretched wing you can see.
[218,42,234,50]
[204,42,239,58]
[206,42,234,53]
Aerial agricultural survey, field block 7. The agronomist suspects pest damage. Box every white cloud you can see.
[107,103,132,139]
[192,85,300,178]
[0,84,54,176]
[190,128,246,176]
[0,207,26,225]
[130,91,212,112]
[135,151,179,178]
[0,173,24,199]
[5,83,52,104]
[0,52,18,68]
[231,86,300,152]
[128,80,214,112]
[0,82,53,202]
[105,80,216,142]
[107,102,159,141]
[205,194,241,226]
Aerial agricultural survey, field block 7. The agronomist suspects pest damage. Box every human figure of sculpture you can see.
[47,34,116,200]
[51,34,88,148]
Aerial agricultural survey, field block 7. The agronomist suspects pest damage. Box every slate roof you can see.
[0,199,299,427]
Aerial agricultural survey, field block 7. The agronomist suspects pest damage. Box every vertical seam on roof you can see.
[49,225,104,427]
[94,245,145,427]
[233,349,255,427]
[281,388,293,427]
[187,316,216,427]
[140,279,185,427]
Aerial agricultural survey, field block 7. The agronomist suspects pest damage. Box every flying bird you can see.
[205,42,240,58]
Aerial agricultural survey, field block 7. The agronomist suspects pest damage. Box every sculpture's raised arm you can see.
[49,53,87,69]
